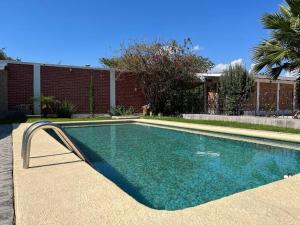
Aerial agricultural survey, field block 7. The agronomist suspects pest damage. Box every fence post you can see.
[276,82,280,112]
[203,79,208,113]
[256,81,260,114]
[110,69,116,108]
[33,64,41,115]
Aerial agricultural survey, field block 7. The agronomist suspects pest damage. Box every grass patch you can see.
[0,116,112,124]
[143,116,300,134]
[2,114,300,134]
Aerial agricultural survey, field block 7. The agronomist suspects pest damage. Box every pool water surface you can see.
[64,123,300,210]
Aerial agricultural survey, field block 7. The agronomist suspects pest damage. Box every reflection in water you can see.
[196,151,220,157]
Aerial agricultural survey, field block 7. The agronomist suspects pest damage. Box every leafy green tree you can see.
[0,48,13,60]
[219,64,254,115]
[100,39,214,114]
[0,48,21,61]
[253,0,300,78]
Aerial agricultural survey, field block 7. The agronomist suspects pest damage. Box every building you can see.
[197,73,298,116]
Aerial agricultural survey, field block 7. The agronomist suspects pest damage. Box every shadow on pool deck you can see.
[28,159,82,169]
[30,152,72,159]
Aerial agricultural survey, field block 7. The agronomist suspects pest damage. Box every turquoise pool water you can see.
[64,123,300,210]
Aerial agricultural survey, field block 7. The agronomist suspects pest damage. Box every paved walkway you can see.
[0,125,14,225]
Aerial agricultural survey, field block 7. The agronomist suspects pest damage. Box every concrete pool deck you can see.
[13,120,300,225]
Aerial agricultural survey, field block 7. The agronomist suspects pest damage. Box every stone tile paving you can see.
[0,125,14,225]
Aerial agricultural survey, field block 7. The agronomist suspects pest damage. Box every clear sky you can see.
[0,0,283,70]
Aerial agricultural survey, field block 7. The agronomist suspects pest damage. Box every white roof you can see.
[0,60,111,71]
[196,73,222,78]
[197,73,297,81]
[255,75,297,81]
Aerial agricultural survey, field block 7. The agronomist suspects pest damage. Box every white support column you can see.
[203,78,208,113]
[293,82,296,112]
[256,81,260,114]
[277,82,280,111]
[33,64,41,115]
[110,69,116,108]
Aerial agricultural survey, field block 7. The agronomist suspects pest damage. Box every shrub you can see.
[56,100,76,118]
[31,95,59,117]
[110,105,134,116]
[219,64,254,115]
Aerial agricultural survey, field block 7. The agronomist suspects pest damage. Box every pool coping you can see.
[12,120,300,225]
[56,118,300,144]
[137,119,300,143]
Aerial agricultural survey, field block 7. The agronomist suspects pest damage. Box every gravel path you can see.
[0,125,14,225]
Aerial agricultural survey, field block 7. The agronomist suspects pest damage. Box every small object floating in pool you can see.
[283,173,293,179]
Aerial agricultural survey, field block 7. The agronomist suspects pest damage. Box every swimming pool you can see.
[63,123,300,210]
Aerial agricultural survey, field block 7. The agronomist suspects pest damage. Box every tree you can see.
[0,48,13,60]
[253,0,300,79]
[100,39,214,114]
[0,48,21,61]
[219,64,254,115]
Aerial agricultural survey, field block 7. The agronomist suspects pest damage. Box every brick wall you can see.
[279,83,293,110]
[6,63,145,114]
[93,70,110,113]
[116,72,146,112]
[243,82,295,112]
[243,86,257,111]
[41,66,110,113]
[5,62,295,115]
[7,63,33,111]
[259,83,277,111]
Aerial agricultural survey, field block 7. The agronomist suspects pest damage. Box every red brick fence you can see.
[0,60,298,117]
[0,61,146,115]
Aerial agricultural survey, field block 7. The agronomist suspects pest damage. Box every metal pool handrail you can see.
[22,121,85,169]
[21,120,50,158]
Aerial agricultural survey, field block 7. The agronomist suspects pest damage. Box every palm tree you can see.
[253,0,300,79]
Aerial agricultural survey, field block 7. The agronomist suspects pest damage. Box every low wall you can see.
[182,114,300,129]
[5,62,146,114]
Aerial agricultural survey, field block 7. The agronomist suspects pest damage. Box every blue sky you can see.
[0,0,283,70]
